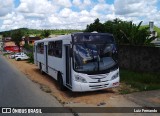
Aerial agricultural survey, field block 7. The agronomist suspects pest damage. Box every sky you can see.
[0,0,160,32]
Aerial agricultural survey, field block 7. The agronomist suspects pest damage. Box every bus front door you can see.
[65,46,72,88]
[45,45,48,73]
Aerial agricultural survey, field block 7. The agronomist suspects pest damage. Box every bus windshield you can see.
[73,34,118,74]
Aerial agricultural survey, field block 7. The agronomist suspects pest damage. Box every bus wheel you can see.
[58,74,66,91]
[39,63,44,75]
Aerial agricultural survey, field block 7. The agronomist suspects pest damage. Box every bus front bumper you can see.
[72,77,119,92]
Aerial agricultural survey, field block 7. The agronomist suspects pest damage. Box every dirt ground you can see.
[5,56,137,106]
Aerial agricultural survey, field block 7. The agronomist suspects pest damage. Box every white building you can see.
[151,38,160,47]
[149,22,157,37]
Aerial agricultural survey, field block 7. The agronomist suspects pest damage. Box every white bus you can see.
[34,32,119,92]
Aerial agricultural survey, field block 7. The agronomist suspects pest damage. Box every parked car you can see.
[10,52,25,59]
[15,54,29,61]
[3,50,13,54]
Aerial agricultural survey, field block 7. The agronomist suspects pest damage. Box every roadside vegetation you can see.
[26,52,34,63]
[0,28,82,38]
[120,69,160,93]
[11,29,24,52]
[140,25,160,38]
[85,18,157,46]
[23,44,34,63]
[3,53,10,56]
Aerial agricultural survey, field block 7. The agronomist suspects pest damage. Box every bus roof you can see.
[34,32,114,44]
[34,34,72,43]
[72,32,113,36]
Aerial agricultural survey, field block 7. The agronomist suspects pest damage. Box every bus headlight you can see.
[75,75,87,83]
[111,72,119,80]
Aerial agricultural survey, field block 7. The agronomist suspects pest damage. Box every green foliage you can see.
[85,18,155,46]
[1,30,11,37]
[120,69,160,91]
[85,18,105,32]
[140,25,160,37]
[27,52,34,63]
[3,53,10,56]
[154,26,160,37]
[40,30,51,39]
[24,44,33,52]
[0,28,82,38]
[11,29,24,52]
[24,44,34,63]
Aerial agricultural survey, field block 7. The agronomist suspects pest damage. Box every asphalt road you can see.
[0,54,73,116]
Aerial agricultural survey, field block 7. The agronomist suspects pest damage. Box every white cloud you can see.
[113,0,160,26]
[92,3,114,14]
[114,0,158,17]
[73,0,82,6]
[1,0,160,31]
[78,16,92,23]
[83,0,91,6]
[48,14,62,24]
[72,0,92,10]
[0,0,14,17]
[80,10,90,16]
[17,0,59,18]
[59,8,72,18]
[16,0,30,13]
[1,13,25,30]
[55,0,72,7]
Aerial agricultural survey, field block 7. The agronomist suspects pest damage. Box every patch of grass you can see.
[120,69,160,92]
[3,53,9,56]
[119,89,130,94]
[118,83,139,94]
[40,84,51,93]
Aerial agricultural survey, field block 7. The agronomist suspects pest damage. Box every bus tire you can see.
[58,74,66,91]
[39,63,44,75]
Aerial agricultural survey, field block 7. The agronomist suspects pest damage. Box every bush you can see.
[27,52,34,63]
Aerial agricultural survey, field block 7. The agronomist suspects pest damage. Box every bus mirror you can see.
[70,48,73,57]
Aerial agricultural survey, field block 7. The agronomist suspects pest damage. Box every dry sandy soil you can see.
[5,56,138,107]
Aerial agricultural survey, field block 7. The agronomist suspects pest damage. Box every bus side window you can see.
[55,41,62,58]
[40,43,44,54]
[48,41,62,58]
[37,42,44,54]
[48,41,54,56]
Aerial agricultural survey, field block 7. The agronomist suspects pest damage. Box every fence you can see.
[118,45,160,72]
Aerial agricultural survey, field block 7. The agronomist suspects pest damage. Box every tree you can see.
[40,30,51,39]
[2,31,11,38]
[11,30,24,52]
[85,18,105,32]
[118,21,153,45]
[104,19,153,45]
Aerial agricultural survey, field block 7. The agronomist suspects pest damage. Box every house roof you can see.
[23,37,41,41]
[3,37,12,42]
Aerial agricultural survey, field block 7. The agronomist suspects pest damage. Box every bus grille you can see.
[89,80,108,83]
[89,84,109,89]
[88,74,108,79]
